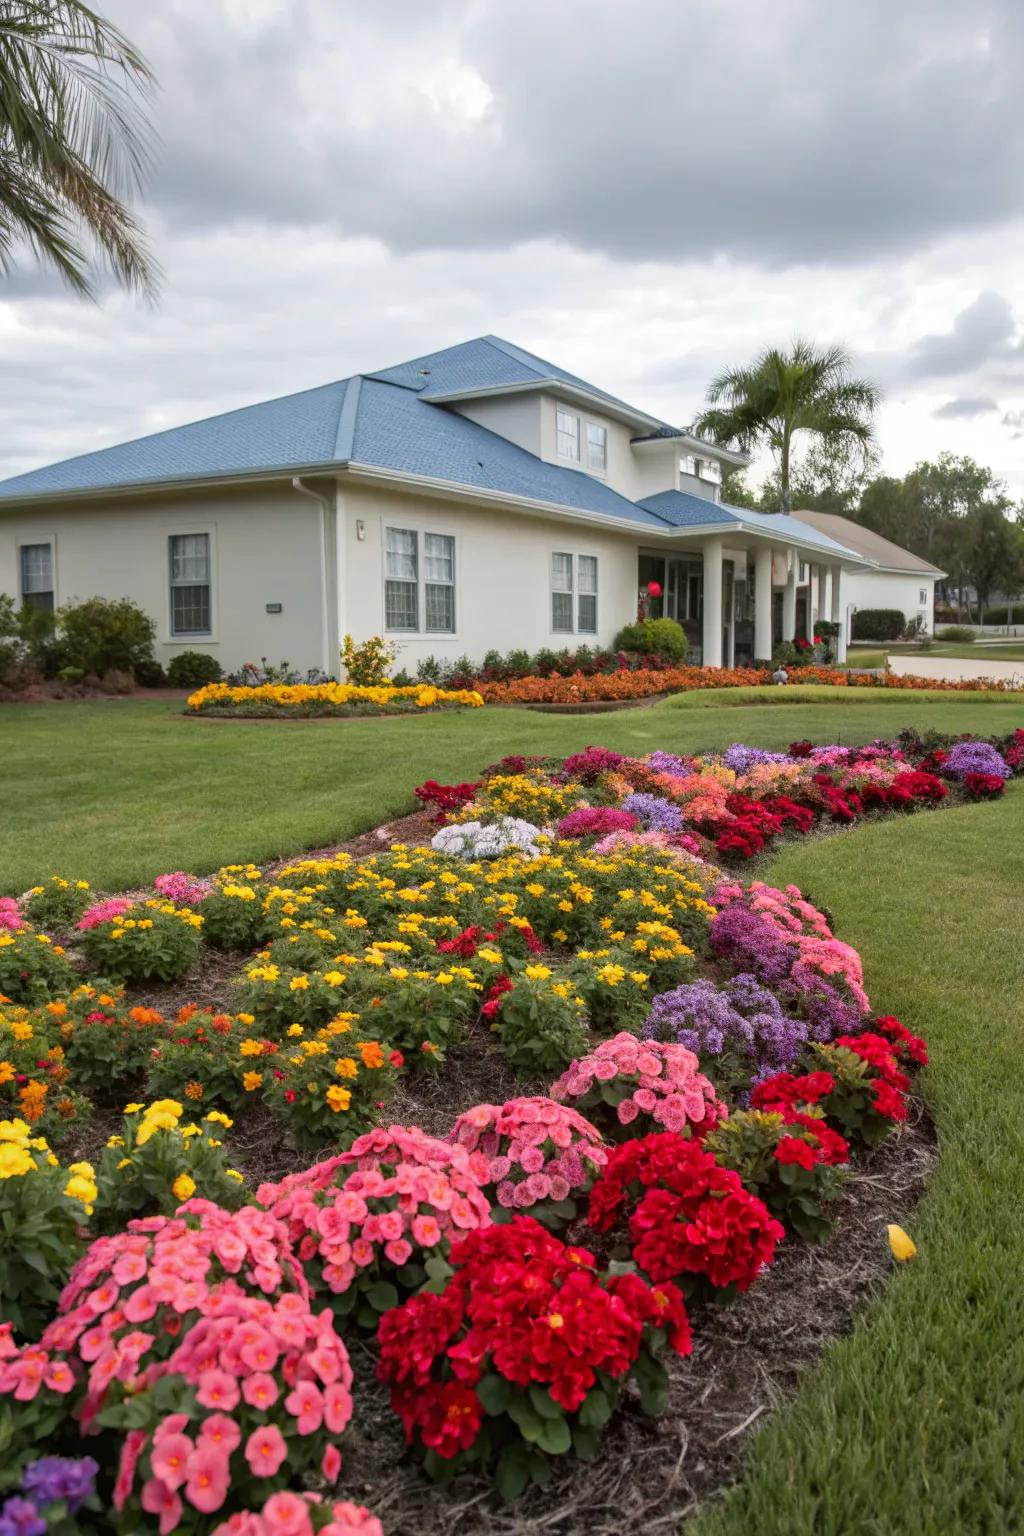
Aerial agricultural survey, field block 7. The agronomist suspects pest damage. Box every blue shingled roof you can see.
[638,490,865,559]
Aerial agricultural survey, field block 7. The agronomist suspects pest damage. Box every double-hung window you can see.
[556,408,580,462]
[20,543,54,612]
[384,527,456,632]
[552,552,598,634]
[169,533,212,636]
[586,423,607,473]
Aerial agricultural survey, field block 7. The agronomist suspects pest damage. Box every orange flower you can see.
[45,1001,68,1019]
[185,1080,204,1100]
[210,1014,233,1034]
[177,1004,199,1024]
[130,1006,164,1026]
[19,1079,48,1122]
[358,1040,385,1069]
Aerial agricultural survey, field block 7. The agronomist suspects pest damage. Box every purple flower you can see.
[620,792,685,834]
[643,973,808,1087]
[943,740,1011,781]
[710,904,795,985]
[722,743,793,775]
[0,1499,45,1536]
[22,1457,98,1515]
[648,751,689,775]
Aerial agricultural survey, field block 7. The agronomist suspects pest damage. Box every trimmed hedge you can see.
[852,608,905,641]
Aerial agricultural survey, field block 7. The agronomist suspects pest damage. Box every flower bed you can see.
[186,682,484,716]
[0,722,1013,1528]
[476,664,1024,703]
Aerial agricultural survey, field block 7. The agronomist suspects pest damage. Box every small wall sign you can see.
[265,603,283,614]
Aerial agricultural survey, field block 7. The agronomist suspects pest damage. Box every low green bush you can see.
[613,617,688,662]
[852,608,905,641]
[936,625,976,643]
[167,650,223,687]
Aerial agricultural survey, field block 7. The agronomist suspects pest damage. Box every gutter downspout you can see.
[292,477,332,678]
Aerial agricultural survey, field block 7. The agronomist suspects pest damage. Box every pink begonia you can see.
[549,1032,726,1140]
[0,897,22,931]
[154,871,212,906]
[259,1124,491,1303]
[210,1493,385,1536]
[76,896,133,931]
[447,1097,607,1220]
[0,1202,355,1527]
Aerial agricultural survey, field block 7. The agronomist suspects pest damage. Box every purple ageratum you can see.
[943,740,1011,781]
[0,1500,46,1536]
[647,750,689,775]
[21,1457,98,1516]
[620,792,685,834]
[722,743,794,776]
[643,973,808,1083]
[709,903,795,986]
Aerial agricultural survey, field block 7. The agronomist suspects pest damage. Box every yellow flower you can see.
[334,1057,358,1079]
[887,1224,917,1262]
[124,1102,144,1115]
[242,1071,263,1092]
[205,1110,234,1128]
[106,1135,126,1149]
[239,1039,263,1056]
[286,1024,304,1037]
[524,964,552,981]
[236,1013,255,1026]
[325,1085,352,1113]
[171,1173,197,1203]
[225,1169,244,1182]
[0,1144,35,1178]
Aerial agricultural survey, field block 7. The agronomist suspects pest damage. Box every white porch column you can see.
[831,565,847,662]
[782,553,797,641]
[702,537,723,668]
[805,564,817,642]
[754,545,773,662]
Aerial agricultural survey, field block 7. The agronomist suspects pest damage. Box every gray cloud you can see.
[907,292,1018,379]
[933,395,1000,418]
[98,0,1024,269]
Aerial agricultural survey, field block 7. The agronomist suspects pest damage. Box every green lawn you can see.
[3,689,1024,892]
[693,787,1024,1536]
[888,642,1024,662]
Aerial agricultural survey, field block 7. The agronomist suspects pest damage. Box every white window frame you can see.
[383,525,457,635]
[919,587,928,605]
[586,422,608,475]
[17,537,56,612]
[167,527,216,642]
[551,551,599,636]
[556,407,581,463]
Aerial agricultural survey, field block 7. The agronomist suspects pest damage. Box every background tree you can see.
[693,340,880,514]
[0,0,158,297]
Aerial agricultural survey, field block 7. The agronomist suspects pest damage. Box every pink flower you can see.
[200,1414,242,1454]
[242,1371,280,1409]
[185,1443,231,1514]
[197,1369,240,1411]
[383,1238,413,1266]
[246,1424,288,1478]
[261,1491,315,1536]
[114,1428,147,1510]
[141,1477,183,1535]
[323,1380,354,1434]
[285,1379,324,1434]
[151,1432,193,1490]
[411,1215,442,1247]
[322,1443,342,1484]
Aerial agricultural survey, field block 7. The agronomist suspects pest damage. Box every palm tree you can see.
[0,0,158,298]
[693,341,880,515]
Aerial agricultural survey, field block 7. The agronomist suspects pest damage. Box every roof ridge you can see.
[333,376,362,461]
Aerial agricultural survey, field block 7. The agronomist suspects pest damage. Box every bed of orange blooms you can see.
[477,665,1024,704]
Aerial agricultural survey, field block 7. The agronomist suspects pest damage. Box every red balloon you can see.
[647,580,663,598]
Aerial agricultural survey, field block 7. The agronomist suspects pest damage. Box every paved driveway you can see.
[888,654,1024,685]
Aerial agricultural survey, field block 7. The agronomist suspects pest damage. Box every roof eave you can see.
[424,379,670,433]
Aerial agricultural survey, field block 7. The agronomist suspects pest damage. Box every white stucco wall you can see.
[451,394,542,457]
[0,484,328,673]
[340,480,641,664]
[809,567,937,635]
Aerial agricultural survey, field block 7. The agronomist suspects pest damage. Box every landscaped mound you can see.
[474,665,1024,703]
[0,721,1012,1530]
[186,681,484,716]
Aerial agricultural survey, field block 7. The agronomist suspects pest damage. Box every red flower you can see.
[871,1078,908,1122]
[774,1136,817,1170]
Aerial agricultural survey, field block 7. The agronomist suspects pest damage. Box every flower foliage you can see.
[448,1098,607,1229]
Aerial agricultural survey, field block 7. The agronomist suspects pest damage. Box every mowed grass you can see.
[3,688,1024,892]
[692,787,1024,1536]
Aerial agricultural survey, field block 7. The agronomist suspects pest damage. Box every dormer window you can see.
[556,408,580,461]
[586,423,607,473]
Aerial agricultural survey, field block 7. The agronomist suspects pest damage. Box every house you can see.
[790,510,945,637]
[0,336,877,675]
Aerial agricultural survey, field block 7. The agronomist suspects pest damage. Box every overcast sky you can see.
[2,0,1024,494]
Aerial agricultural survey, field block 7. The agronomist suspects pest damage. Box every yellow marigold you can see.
[334,1057,358,1080]
[171,1173,197,1203]
[239,1039,264,1056]
[185,1081,204,1100]
[325,1085,352,1113]
[0,1062,13,1086]
[524,964,552,981]
[0,1144,35,1179]
[242,1071,263,1092]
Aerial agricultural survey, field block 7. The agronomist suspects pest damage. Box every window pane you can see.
[578,593,597,633]
[385,528,418,582]
[20,543,53,593]
[424,533,454,584]
[578,555,597,594]
[170,533,210,584]
[586,424,607,471]
[171,584,210,635]
[385,580,418,630]
[552,591,574,632]
[556,409,580,460]
[425,583,455,632]
[552,552,573,593]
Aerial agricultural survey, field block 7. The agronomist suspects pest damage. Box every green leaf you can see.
[572,1422,602,1460]
[496,1442,532,1502]
[366,1280,399,1312]
[528,1383,564,1421]
[505,1397,544,1442]
[579,1386,612,1428]
[536,1415,571,1455]
[476,1373,512,1416]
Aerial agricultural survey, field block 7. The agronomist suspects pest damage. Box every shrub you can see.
[76,900,204,983]
[166,650,223,686]
[852,607,905,641]
[62,999,168,1101]
[613,617,688,663]
[0,929,75,1003]
[341,633,398,685]
[376,1217,691,1494]
[486,967,589,1074]
[57,596,157,677]
[199,874,266,950]
[258,1124,492,1329]
[642,973,811,1096]
[432,818,544,859]
[0,1120,94,1338]
[587,1132,784,1299]
[23,876,92,931]
[132,656,167,687]
[935,625,975,642]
